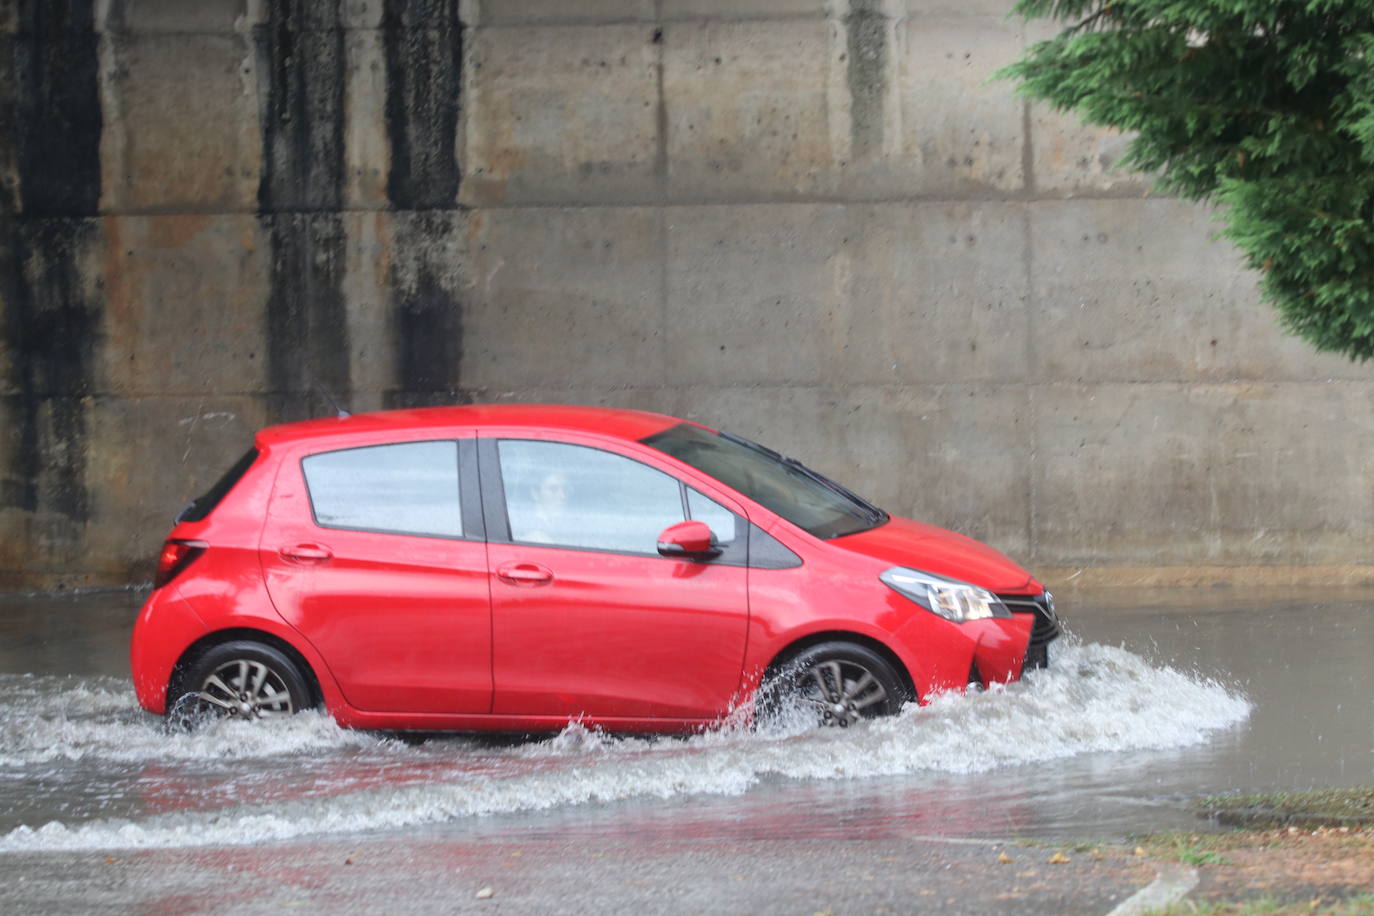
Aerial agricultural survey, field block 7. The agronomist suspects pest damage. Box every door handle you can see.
[280,543,333,563]
[496,562,554,586]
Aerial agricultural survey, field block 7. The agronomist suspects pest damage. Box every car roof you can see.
[254,404,694,449]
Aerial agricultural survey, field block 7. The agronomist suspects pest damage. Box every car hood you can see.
[829,515,1038,593]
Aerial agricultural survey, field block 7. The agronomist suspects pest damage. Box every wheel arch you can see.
[170,628,325,709]
[764,630,916,702]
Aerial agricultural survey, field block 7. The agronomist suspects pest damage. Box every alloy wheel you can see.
[799,659,889,727]
[196,658,296,719]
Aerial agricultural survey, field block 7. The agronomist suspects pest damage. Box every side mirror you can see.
[656,520,721,560]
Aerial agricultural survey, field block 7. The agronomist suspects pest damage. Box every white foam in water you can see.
[0,675,383,768]
[0,642,1251,852]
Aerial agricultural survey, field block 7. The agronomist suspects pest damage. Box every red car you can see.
[131,405,1058,733]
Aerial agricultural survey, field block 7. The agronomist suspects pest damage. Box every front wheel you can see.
[169,641,313,728]
[759,641,908,728]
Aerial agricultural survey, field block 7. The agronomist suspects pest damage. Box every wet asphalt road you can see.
[1,586,1372,913]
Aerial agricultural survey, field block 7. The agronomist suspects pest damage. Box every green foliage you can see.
[1141,830,1235,865]
[1177,845,1231,866]
[1199,787,1374,824]
[1000,0,1374,360]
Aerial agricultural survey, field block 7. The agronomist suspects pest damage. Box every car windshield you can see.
[640,424,888,540]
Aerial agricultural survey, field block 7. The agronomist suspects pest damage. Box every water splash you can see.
[0,674,384,767]
[0,642,1250,852]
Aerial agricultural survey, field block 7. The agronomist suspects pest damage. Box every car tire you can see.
[168,640,314,729]
[759,641,909,728]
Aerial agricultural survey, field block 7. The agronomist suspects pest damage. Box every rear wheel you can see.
[169,641,313,729]
[760,641,908,728]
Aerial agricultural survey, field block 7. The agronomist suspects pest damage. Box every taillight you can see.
[154,539,207,589]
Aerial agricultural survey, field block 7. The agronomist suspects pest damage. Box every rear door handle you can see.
[280,543,333,563]
[496,562,554,586]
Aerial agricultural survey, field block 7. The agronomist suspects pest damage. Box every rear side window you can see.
[303,441,462,538]
[179,448,258,523]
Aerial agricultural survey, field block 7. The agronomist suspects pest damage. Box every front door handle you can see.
[496,562,554,586]
[280,543,333,563]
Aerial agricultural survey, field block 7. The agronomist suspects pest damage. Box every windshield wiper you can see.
[719,431,887,527]
[779,457,887,525]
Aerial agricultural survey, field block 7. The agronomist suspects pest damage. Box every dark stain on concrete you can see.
[653,25,668,187]
[256,0,346,213]
[3,222,103,521]
[383,0,462,211]
[9,0,102,218]
[262,215,351,422]
[1,0,102,526]
[256,0,350,422]
[845,0,887,161]
[381,4,464,407]
[385,215,465,409]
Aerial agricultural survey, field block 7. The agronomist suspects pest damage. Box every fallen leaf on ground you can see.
[1047,851,1071,865]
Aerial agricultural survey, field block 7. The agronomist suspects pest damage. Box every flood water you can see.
[0,587,1370,853]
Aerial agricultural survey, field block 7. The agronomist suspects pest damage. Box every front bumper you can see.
[893,610,1034,699]
[998,591,1061,669]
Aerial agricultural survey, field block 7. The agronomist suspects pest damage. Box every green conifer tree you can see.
[1000,1,1374,360]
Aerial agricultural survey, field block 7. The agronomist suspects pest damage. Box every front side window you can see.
[498,440,685,554]
[302,441,462,538]
[687,487,738,546]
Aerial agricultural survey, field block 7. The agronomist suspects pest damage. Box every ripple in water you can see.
[0,642,1250,851]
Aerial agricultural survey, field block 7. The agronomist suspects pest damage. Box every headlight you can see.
[879,567,1011,622]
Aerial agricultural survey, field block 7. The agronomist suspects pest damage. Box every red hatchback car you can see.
[131,405,1059,733]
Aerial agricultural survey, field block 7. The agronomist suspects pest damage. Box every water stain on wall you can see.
[255,0,351,422]
[262,214,351,421]
[2,0,103,531]
[845,0,888,161]
[257,0,346,213]
[385,214,464,409]
[382,0,462,211]
[382,0,464,408]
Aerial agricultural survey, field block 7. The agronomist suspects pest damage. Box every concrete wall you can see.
[1,0,1370,590]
